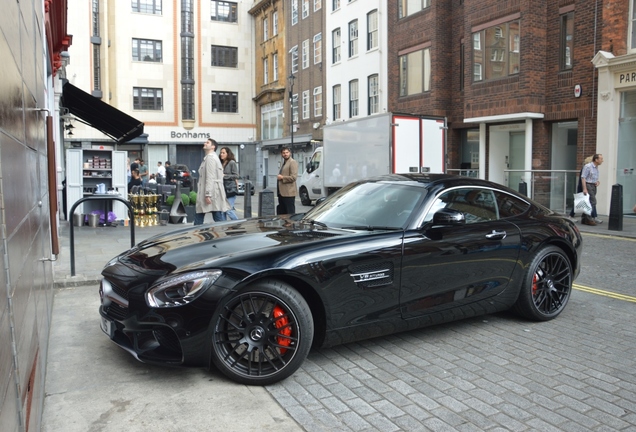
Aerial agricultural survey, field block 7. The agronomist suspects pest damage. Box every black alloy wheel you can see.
[513,245,572,321]
[210,280,313,385]
[299,187,312,206]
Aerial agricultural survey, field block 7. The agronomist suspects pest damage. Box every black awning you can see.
[61,82,144,143]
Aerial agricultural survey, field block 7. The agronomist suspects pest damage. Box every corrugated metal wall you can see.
[0,1,55,431]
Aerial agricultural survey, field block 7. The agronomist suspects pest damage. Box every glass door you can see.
[618,92,636,214]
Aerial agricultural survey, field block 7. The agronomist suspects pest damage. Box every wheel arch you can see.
[542,237,578,273]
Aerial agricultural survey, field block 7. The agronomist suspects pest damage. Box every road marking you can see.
[573,284,636,303]
[581,232,636,242]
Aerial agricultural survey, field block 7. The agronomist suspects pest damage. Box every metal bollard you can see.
[608,184,623,231]
[244,182,252,218]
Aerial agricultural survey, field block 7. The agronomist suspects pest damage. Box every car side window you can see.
[308,152,321,173]
[494,191,530,218]
[424,188,498,224]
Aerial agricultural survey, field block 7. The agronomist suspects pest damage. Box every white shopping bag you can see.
[573,192,592,215]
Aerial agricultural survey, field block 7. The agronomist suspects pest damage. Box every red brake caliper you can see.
[273,305,292,354]
[532,273,539,295]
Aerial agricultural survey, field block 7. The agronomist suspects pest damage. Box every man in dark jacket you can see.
[165,161,175,184]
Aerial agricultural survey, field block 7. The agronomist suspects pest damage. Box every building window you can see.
[211,91,238,113]
[473,63,482,82]
[132,39,162,62]
[302,0,309,19]
[368,74,379,115]
[398,0,431,19]
[314,33,322,64]
[349,79,358,118]
[132,0,162,14]
[348,20,358,58]
[472,20,520,82]
[302,90,310,119]
[273,53,279,81]
[290,45,299,73]
[332,28,341,63]
[632,0,636,50]
[211,1,238,23]
[367,10,378,51]
[333,85,341,120]
[263,17,269,41]
[560,12,574,70]
[182,84,194,120]
[302,39,309,69]
[332,0,340,11]
[272,11,278,35]
[263,58,269,84]
[211,45,238,67]
[261,101,284,140]
[399,47,431,96]
[133,87,163,110]
[292,94,299,123]
[314,86,323,117]
[291,0,298,25]
[181,0,194,120]
[314,0,322,11]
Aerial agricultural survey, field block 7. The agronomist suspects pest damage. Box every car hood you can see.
[104,216,349,280]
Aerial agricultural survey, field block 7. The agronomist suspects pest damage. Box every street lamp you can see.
[288,73,295,156]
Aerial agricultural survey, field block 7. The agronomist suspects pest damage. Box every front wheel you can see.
[210,280,313,385]
[299,187,312,206]
[513,245,572,321]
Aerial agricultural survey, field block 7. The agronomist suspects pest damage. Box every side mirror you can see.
[432,208,465,226]
[306,162,313,173]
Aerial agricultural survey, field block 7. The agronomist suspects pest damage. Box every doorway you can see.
[618,91,636,214]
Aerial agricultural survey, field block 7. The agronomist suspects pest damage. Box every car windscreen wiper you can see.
[340,225,401,231]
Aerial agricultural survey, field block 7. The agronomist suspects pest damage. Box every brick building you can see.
[388,0,633,214]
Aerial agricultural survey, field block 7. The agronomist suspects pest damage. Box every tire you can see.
[513,245,572,321]
[210,280,314,385]
[299,187,312,206]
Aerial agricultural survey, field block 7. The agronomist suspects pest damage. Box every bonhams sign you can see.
[170,131,211,139]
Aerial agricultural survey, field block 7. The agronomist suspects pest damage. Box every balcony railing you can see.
[447,169,580,214]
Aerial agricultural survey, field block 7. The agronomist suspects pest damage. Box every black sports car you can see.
[99,174,582,385]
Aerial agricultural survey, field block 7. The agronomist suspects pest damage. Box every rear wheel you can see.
[513,246,572,321]
[210,280,313,385]
[299,187,312,206]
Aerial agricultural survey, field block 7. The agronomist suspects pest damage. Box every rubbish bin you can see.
[87,213,100,227]
[73,212,84,227]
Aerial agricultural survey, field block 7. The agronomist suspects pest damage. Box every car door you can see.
[400,187,522,320]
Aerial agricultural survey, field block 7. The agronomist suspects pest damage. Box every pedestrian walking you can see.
[569,155,593,219]
[581,153,604,225]
[220,147,239,220]
[276,147,298,215]
[194,139,230,225]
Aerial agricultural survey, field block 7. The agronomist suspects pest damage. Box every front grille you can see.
[154,328,181,353]
[105,303,128,320]
[111,283,129,300]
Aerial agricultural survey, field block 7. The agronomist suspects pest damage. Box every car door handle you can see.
[485,230,507,240]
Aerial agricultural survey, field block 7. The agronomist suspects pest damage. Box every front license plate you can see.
[100,317,114,338]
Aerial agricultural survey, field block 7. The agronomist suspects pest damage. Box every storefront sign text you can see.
[170,131,211,139]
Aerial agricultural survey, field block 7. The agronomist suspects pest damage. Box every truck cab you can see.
[299,147,325,205]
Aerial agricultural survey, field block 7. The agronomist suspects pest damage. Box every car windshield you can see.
[302,182,427,229]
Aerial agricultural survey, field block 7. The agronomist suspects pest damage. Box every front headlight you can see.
[146,270,222,308]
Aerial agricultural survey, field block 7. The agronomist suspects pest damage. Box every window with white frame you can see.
[291,0,298,25]
[263,17,268,41]
[273,11,278,35]
[273,53,278,81]
[261,101,284,140]
[333,85,341,120]
[367,10,378,51]
[302,0,309,19]
[314,0,321,11]
[348,20,358,58]
[473,63,482,82]
[332,28,341,63]
[302,90,310,119]
[211,1,238,22]
[398,0,431,19]
[292,94,299,122]
[332,0,340,11]
[399,47,431,96]
[302,39,309,69]
[313,33,322,64]
[349,80,358,118]
[290,45,299,73]
[263,58,269,84]
[313,86,322,117]
[632,0,636,50]
[560,12,574,70]
[472,20,520,82]
[368,74,379,115]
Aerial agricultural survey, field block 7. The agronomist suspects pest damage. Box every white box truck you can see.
[298,113,447,205]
